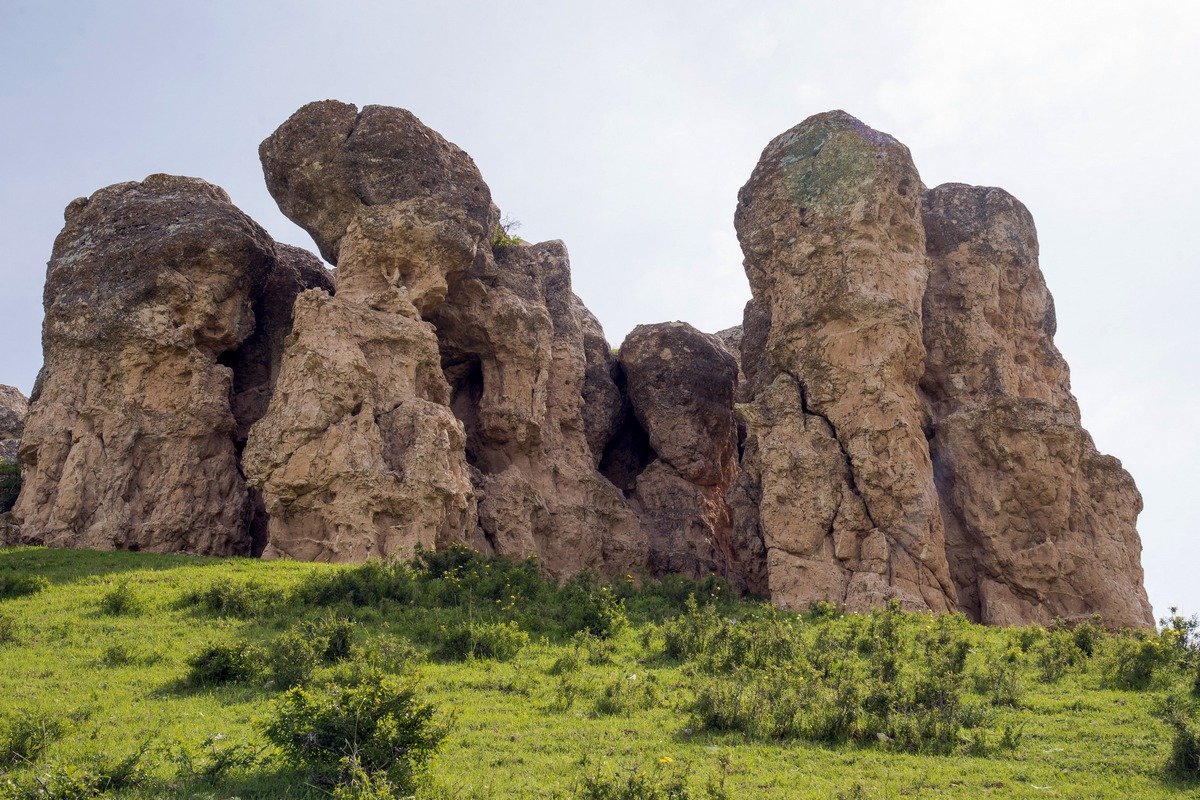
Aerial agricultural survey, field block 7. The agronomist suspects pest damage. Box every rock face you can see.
[617,322,741,580]
[0,386,26,467]
[14,175,274,554]
[920,184,1153,627]
[9,100,1151,629]
[433,241,646,578]
[733,111,956,612]
[245,101,482,562]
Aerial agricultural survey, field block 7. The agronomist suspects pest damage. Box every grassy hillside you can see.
[1,545,1199,799]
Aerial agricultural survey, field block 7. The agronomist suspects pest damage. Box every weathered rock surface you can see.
[9,100,1152,629]
[15,175,274,554]
[0,385,27,467]
[242,287,474,561]
[260,100,495,277]
[246,103,483,561]
[921,183,1153,628]
[618,322,740,580]
[434,241,646,578]
[734,111,956,612]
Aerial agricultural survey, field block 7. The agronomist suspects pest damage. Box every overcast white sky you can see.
[1,1,1196,618]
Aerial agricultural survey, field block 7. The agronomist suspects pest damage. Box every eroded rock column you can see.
[921,183,1153,628]
[14,175,274,554]
[734,111,955,612]
[245,101,482,561]
[617,322,741,581]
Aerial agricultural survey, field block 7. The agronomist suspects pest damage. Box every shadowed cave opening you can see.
[444,354,485,471]
[597,364,656,495]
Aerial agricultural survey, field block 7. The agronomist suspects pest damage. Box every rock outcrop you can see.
[245,101,481,561]
[6,100,1152,628]
[433,241,646,578]
[920,183,1153,627]
[0,386,26,468]
[617,322,741,580]
[14,175,274,554]
[733,111,955,613]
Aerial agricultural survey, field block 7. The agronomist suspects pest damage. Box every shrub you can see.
[262,670,447,792]
[268,631,321,688]
[573,760,691,800]
[1031,629,1083,683]
[1161,697,1200,780]
[0,462,19,513]
[593,673,659,717]
[357,635,422,675]
[0,573,48,601]
[490,217,526,251]
[97,581,145,616]
[332,763,406,800]
[294,561,419,609]
[565,583,629,639]
[179,580,284,619]
[185,642,265,687]
[1102,635,1173,690]
[100,642,161,668]
[438,620,528,662]
[172,734,264,786]
[0,747,147,798]
[0,711,66,768]
[970,649,1023,707]
[301,615,359,663]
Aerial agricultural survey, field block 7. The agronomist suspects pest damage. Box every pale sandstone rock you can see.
[734,111,955,612]
[14,175,274,554]
[618,322,741,580]
[247,103,486,561]
[242,288,474,561]
[921,183,1153,628]
[434,240,646,578]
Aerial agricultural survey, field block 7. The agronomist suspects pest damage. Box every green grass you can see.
[0,545,1198,799]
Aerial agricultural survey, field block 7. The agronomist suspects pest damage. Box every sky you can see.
[1,1,1196,618]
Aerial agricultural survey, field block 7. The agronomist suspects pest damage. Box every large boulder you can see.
[15,175,274,554]
[921,183,1153,628]
[260,100,496,294]
[733,111,956,612]
[618,322,742,580]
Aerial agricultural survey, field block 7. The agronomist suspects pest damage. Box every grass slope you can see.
[0,546,1197,799]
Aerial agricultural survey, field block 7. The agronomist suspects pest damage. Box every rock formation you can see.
[920,183,1153,627]
[6,100,1152,628]
[245,101,481,562]
[13,175,274,554]
[616,322,741,580]
[733,111,955,613]
[0,386,26,468]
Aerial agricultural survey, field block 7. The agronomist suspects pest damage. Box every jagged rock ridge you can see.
[7,102,1153,627]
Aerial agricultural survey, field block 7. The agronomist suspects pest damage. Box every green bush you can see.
[1102,634,1173,690]
[172,733,264,786]
[573,760,691,800]
[0,747,147,799]
[0,573,48,601]
[438,620,528,662]
[1161,697,1200,780]
[179,580,284,619]
[1031,629,1084,683]
[970,649,1023,707]
[0,711,66,768]
[594,673,660,717]
[185,642,265,687]
[565,583,629,639]
[262,670,447,792]
[0,462,19,513]
[268,630,321,688]
[97,581,145,616]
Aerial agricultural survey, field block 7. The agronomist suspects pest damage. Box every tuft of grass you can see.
[98,580,146,616]
[0,572,48,601]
